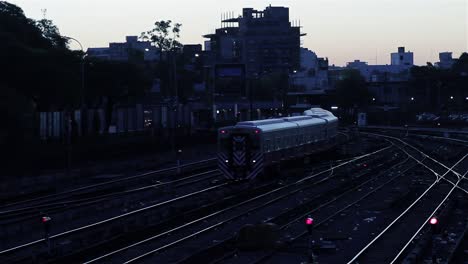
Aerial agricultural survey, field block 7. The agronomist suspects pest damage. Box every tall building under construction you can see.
[203,5,305,77]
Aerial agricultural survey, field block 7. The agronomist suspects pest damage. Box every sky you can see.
[8,0,468,66]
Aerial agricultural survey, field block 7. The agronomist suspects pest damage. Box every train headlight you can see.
[225,160,229,163]
[252,160,256,163]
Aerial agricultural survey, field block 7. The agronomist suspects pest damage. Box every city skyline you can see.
[8,0,468,66]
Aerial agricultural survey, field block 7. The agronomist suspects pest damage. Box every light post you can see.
[66,37,85,111]
[64,36,85,182]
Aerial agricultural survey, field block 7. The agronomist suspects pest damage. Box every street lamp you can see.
[66,37,86,109]
[63,36,86,180]
[410,97,414,101]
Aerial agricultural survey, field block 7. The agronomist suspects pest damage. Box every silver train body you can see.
[217,108,338,180]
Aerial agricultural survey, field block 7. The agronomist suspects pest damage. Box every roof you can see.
[255,122,298,133]
[221,107,337,134]
[237,119,284,126]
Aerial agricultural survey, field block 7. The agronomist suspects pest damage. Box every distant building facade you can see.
[203,5,304,77]
[201,5,304,121]
[287,48,331,111]
[435,52,457,69]
[342,47,415,114]
[87,36,160,62]
[391,46,414,66]
[347,47,414,83]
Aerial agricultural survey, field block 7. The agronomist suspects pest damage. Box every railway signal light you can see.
[429,217,439,234]
[305,216,314,235]
[41,215,52,238]
[41,215,53,254]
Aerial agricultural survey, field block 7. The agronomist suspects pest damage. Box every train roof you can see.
[237,118,284,126]
[220,108,337,134]
[303,108,338,122]
[255,121,298,133]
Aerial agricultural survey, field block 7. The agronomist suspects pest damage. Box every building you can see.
[343,47,416,119]
[391,46,414,66]
[201,5,305,121]
[346,47,414,83]
[203,5,304,77]
[287,48,331,111]
[435,52,457,69]
[87,36,160,62]
[346,60,411,83]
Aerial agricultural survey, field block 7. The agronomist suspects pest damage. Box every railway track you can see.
[227,133,467,264]
[0,140,379,263]
[344,133,468,264]
[0,158,217,210]
[79,145,398,263]
[0,172,227,262]
[4,130,464,263]
[0,169,220,221]
[179,156,415,264]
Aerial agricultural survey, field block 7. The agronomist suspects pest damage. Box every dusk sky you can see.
[9,0,467,66]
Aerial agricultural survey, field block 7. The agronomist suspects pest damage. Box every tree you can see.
[140,20,182,61]
[335,69,371,110]
[85,58,152,132]
[35,18,68,49]
[0,1,79,111]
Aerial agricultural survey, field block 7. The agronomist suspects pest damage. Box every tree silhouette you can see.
[335,69,371,109]
[140,20,182,61]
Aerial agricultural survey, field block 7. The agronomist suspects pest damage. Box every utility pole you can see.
[64,37,85,185]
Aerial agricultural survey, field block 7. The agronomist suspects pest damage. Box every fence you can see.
[39,104,196,140]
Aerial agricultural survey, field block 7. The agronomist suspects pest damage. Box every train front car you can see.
[217,108,338,181]
[217,124,265,181]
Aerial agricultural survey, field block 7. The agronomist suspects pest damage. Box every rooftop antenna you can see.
[375,49,378,65]
[41,8,47,19]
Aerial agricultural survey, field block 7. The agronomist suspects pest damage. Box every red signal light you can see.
[254,130,260,134]
[429,217,438,225]
[220,130,226,134]
[306,217,314,225]
[42,216,51,223]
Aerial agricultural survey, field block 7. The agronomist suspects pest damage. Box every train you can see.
[217,108,338,180]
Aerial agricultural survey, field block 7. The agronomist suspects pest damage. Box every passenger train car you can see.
[217,108,338,180]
